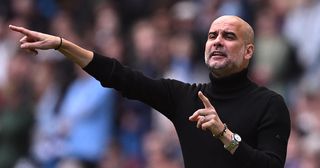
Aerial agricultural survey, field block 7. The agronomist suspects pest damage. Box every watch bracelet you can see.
[224,133,239,151]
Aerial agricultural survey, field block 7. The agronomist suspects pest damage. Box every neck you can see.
[209,68,252,98]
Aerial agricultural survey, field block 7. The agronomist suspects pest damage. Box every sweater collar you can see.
[208,69,253,98]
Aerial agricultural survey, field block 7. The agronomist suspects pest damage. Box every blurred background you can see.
[0,0,319,167]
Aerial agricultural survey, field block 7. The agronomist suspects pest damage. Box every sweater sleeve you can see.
[82,52,179,117]
[233,94,291,168]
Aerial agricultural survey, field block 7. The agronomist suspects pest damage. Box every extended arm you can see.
[9,25,180,116]
[9,25,93,68]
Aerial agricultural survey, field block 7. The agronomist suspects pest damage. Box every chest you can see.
[173,95,269,146]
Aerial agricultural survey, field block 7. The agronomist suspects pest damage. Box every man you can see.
[9,15,291,168]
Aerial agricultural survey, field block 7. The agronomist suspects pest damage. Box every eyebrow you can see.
[208,30,237,37]
[208,31,216,34]
[223,30,236,35]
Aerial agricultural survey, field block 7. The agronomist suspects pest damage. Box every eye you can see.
[224,32,236,40]
[208,32,217,39]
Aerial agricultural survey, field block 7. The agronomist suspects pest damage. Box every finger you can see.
[197,116,206,128]
[201,121,214,131]
[198,91,213,108]
[189,109,208,121]
[197,109,213,117]
[189,114,197,121]
[9,25,35,37]
[189,114,202,122]
[21,41,43,49]
[189,115,202,122]
[20,36,28,43]
[189,110,200,121]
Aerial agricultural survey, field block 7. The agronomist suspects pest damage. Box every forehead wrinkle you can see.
[211,16,254,44]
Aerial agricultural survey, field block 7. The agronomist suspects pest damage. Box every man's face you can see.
[204,16,253,77]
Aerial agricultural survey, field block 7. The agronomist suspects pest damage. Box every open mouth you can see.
[210,51,227,58]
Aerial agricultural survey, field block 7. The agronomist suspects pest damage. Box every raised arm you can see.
[9,25,93,68]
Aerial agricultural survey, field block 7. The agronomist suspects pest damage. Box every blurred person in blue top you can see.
[32,59,115,168]
[60,66,116,167]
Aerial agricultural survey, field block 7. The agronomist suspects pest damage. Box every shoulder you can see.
[246,84,289,115]
[250,84,284,101]
[251,86,289,118]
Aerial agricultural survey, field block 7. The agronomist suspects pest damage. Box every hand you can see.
[9,25,61,54]
[189,91,225,136]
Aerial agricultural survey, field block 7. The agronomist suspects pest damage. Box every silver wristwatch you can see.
[224,133,241,151]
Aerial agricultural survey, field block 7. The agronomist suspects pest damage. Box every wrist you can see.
[212,123,227,138]
[219,129,233,144]
[217,129,240,154]
[224,133,241,154]
[55,36,63,50]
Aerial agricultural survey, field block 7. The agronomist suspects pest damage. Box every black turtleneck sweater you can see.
[83,53,291,168]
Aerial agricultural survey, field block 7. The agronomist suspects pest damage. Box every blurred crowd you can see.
[0,0,320,168]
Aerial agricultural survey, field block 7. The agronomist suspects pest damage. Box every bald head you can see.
[212,15,254,45]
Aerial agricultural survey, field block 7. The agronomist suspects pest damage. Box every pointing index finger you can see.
[9,25,34,37]
[198,91,213,108]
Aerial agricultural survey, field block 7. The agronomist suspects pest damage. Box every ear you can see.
[244,44,254,60]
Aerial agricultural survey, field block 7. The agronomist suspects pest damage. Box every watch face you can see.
[234,134,241,142]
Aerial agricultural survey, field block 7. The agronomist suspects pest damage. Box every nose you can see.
[213,34,223,48]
